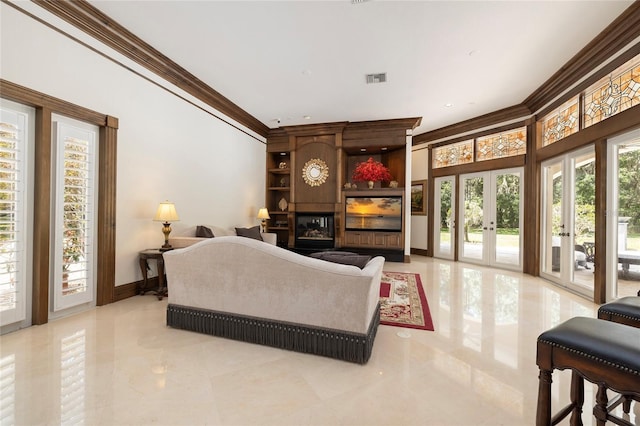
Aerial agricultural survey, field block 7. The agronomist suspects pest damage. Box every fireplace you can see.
[295,213,335,249]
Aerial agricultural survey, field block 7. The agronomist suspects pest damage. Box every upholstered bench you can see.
[536,317,640,426]
[597,296,640,414]
[598,296,640,328]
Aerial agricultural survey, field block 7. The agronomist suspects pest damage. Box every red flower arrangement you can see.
[352,157,393,182]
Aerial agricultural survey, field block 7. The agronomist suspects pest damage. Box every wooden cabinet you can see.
[266,118,420,254]
[343,231,402,250]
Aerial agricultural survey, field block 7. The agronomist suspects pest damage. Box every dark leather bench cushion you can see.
[538,317,640,375]
[598,297,640,320]
[310,251,372,269]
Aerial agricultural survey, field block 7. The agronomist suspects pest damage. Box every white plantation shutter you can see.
[52,117,98,312]
[0,105,30,327]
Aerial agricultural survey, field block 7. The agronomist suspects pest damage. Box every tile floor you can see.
[1,255,638,425]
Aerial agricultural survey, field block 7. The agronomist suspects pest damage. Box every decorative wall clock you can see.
[302,158,329,187]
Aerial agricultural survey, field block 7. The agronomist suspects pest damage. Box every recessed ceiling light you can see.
[381,147,388,151]
[360,148,367,152]
[302,69,312,76]
[303,115,311,120]
[445,103,454,108]
[280,152,287,156]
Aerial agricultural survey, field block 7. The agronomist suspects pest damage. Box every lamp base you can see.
[160,222,173,252]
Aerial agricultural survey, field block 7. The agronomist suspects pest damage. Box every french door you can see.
[541,146,595,297]
[0,101,33,329]
[51,116,98,315]
[433,176,455,259]
[458,168,523,271]
[607,128,640,300]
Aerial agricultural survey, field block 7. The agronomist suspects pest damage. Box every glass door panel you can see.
[460,175,485,262]
[494,170,523,268]
[571,151,596,292]
[434,176,455,260]
[541,160,564,278]
[608,129,640,299]
[541,147,595,298]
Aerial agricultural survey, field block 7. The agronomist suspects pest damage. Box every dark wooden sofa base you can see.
[536,317,640,426]
[167,303,380,364]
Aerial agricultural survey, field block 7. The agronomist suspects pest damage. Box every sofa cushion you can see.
[235,226,263,241]
[310,251,372,269]
[195,225,214,238]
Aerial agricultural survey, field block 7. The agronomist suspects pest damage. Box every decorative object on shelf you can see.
[351,183,357,189]
[344,182,352,189]
[278,197,288,211]
[352,157,392,189]
[302,158,329,187]
[257,208,270,232]
[411,180,427,215]
[278,161,287,169]
[367,181,375,189]
[280,177,286,187]
[389,180,398,188]
[153,201,180,251]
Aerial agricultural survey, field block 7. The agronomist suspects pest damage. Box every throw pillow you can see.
[310,251,371,269]
[235,226,263,241]
[195,225,214,238]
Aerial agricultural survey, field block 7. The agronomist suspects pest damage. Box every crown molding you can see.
[413,2,640,146]
[523,1,640,114]
[32,0,270,137]
[412,104,530,146]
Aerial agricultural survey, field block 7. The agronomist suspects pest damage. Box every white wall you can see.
[410,147,429,250]
[1,4,266,286]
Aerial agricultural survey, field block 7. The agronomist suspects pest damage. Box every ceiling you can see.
[88,0,633,136]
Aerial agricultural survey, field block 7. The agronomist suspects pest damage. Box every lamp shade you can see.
[153,201,180,222]
[257,208,271,220]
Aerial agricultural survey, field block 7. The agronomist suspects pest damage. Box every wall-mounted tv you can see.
[345,196,402,232]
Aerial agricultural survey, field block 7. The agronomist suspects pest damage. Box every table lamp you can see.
[153,201,180,251]
[257,208,270,233]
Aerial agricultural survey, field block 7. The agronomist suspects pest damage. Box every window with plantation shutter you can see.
[52,116,98,312]
[0,104,31,327]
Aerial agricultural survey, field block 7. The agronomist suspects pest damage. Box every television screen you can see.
[345,196,402,231]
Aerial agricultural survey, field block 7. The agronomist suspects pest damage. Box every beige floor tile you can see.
[1,255,638,425]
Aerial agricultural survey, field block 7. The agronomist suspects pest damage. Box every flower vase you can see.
[367,181,374,189]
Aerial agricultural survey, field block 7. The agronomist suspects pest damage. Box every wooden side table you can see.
[138,249,170,300]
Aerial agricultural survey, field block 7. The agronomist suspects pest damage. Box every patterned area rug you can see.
[379,271,434,331]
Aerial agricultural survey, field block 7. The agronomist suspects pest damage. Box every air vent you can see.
[366,73,387,84]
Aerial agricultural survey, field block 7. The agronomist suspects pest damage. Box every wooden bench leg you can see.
[570,371,584,426]
[622,396,632,413]
[594,384,608,426]
[537,369,553,426]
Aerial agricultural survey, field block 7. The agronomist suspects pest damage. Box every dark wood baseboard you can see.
[411,248,429,257]
[114,278,158,302]
[114,281,138,301]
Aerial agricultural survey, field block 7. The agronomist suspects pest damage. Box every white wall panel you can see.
[411,147,429,250]
[1,4,266,286]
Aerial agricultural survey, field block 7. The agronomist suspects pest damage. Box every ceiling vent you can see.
[366,73,387,84]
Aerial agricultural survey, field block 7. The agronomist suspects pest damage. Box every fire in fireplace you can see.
[295,213,335,249]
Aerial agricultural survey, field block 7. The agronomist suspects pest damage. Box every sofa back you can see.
[169,225,277,248]
[164,236,384,334]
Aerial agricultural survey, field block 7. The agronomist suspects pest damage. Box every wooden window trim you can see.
[0,79,117,324]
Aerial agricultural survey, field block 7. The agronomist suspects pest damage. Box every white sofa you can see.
[163,236,385,363]
[169,225,277,248]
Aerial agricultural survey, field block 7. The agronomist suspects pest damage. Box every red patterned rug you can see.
[379,271,434,331]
